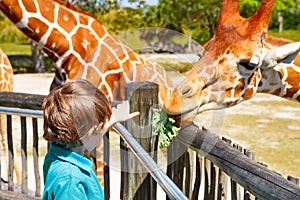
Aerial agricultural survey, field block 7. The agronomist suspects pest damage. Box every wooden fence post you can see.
[120,81,158,200]
[6,115,14,191]
[32,118,41,197]
[21,116,28,194]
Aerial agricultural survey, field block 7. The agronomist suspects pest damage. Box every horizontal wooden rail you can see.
[0,92,121,110]
[0,92,45,110]
[177,124,300,200]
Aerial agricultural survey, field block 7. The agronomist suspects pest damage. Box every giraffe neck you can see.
[258,53,300,101]
[0,48,13,92]
[0,0,173,102]
[0,0,106,77]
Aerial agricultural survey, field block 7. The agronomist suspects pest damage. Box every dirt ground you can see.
[13,73,54,95]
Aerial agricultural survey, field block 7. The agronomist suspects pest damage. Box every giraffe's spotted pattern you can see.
[0,48,13,92]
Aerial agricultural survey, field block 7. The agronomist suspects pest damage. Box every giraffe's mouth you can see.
[173,101,224,128]
[173,106,198,127]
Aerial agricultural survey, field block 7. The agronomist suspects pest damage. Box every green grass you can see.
[0,43,55,73]
[217,97,300,179]
[268,29,300,42]
[0,43,31,56]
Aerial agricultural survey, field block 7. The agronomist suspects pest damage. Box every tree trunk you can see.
[187,26,192,53]
[31,41,45,73]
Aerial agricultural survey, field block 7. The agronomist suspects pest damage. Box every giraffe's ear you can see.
[272,42,300,63]
[262,42,300,69]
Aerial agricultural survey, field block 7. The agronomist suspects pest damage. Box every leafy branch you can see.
[151,108,180,148]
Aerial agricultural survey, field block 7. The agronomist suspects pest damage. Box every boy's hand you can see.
[106,101,140,129]
[111,101,140,123]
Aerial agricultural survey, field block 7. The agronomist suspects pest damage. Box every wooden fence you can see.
[0,82,299,199]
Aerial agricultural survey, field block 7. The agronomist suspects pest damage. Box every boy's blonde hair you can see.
[42,79,112,147]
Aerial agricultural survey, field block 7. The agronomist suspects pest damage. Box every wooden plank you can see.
[244,149,255,199]
[20,116,28,194]
[287,176,299,185]
[6,115,14,191]
[232,143,243,200]
[0,92,124,111]
[191,153,201,200]
[0,190,41,200]
[184,151,191,197]
[166,139,187,200]
[149,134,158,200]
[204,158,210,198]
[210,162,216,199]
[177,124,300,200]
[0,92,44,110]
[120,137,128,199]
[32,118,41,197]
[104,132,110,200]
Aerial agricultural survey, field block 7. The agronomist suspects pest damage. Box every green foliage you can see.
[0,43,31,55]
[0,12,28,43]
[151,108,180,148]
[67,0,300,46]
[143,0,221,44]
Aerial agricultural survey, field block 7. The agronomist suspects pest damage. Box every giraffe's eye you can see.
[239,62,256,71]
[182,88,192,96]
[239,62,257,72]
[239,53,260,73]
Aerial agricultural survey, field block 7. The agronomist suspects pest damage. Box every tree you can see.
[143,0,221,44]
[31,41,45,73]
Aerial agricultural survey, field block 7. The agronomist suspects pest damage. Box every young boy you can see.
[42,79,138,200]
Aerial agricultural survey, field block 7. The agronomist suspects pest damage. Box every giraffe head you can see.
[164,0,300,121]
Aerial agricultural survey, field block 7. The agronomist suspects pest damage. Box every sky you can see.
[120,0,158,8]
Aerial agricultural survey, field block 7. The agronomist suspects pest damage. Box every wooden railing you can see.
[0,93,43,199]
[177,125,300,199]
[0,81,299,200]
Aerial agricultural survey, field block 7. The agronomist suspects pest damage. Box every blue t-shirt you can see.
[43,144,104,200]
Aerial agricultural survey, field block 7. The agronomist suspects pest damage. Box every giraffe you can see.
[257,36,300,101]
[0,0,173,187]
[0,47,22,183]
[163,0,300,121]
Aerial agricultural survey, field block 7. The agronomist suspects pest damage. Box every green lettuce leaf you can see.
[151,108,180,148]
